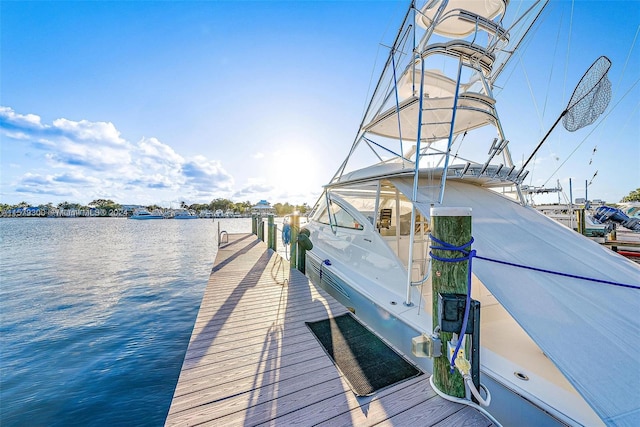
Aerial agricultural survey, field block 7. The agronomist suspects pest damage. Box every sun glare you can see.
[268,145,321,198]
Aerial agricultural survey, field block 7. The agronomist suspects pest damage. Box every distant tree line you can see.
[273,202,311,216]
[4,188,637,216]
[0,198,312,216]
[621,188,640,203]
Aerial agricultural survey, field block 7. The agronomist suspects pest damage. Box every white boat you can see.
[534,203,612,238]
[172,209,199,219]
[129,208,164,220]
[302,1,639,426]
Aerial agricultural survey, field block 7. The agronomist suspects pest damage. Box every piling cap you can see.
[430,207,472,217]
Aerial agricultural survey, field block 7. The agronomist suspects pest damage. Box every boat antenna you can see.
[517,56,612,178]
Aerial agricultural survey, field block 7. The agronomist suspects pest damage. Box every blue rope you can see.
[473,254,640,290]
[430,235,639,290]
[429,235,475,373]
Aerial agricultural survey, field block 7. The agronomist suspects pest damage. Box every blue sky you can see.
[1,0,638,208]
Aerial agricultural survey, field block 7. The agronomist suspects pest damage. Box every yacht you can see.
[129,208,164,220]
[302,1,639,426]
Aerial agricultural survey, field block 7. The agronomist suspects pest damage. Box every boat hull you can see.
[129,216,164,220]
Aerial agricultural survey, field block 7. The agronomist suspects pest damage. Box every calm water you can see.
[0,217,251,426]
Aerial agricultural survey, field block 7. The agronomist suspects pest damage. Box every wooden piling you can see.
[267,214,276,251]
[258,215,265,241]
[290,212,299,270]
[430,206,471,398]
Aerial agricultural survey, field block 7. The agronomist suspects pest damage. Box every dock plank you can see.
[166,233,491,426]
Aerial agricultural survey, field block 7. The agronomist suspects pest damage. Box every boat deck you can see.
[165,233,493,426]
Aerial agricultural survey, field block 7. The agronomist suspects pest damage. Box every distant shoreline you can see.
[0,208,264,219]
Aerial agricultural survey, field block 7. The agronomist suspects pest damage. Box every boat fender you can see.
[298,233,313,251]
[299,227,311,237]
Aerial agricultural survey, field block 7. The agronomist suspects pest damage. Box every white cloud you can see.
[137,137,184,164]
[2,107,320,206]
[1,106,236,204]
[2,130,32,140]
[52,118,125,146]
[182,155,234,193]
[14,172,95,198]
[0,106,44,128]
[233,182,275,200]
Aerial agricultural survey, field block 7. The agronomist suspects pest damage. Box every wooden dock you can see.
[165,233,493,426]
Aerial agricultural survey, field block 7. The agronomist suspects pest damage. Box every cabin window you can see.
[331,201,364,230]
[311,195,329,223]
[317,206,331,224]
[330,183,378,227]
[315,199,363,230]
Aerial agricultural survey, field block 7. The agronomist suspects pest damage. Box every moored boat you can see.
[302,1,639,426]
[129,208,164,220]
[172,209,199,219]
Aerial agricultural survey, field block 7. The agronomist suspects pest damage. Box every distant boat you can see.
[593,205,640,232]
[173,209,199,219]
[129,208,163,220]
[534,203,612,237]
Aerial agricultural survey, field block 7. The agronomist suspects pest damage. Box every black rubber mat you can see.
[306,313,422,396]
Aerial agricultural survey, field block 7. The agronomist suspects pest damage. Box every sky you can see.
[1,0,638,208]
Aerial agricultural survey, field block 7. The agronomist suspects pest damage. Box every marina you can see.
[166,233,493,426]
[1,1,638,426]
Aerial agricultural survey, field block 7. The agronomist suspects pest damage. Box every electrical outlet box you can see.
[438,293,480,334]
[448,339,465,361]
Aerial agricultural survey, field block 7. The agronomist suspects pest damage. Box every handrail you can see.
[420,41,495,74]
[218,230,228,247]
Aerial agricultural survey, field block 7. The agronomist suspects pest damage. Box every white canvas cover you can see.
[364,93,496,140]
[418,0,507,38]
[391,177,640,426]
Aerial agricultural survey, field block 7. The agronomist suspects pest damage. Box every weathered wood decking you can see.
[166,233,493,426]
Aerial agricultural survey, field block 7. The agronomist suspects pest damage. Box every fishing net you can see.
[562,56,612,132]
[518,56,613,176]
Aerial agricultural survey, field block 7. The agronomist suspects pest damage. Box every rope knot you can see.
[429,235,474,263]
